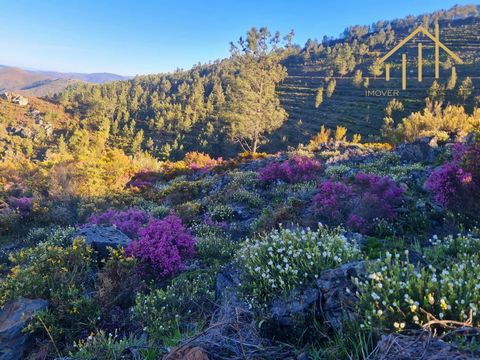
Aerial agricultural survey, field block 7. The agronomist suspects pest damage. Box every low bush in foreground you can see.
[356,241,480,333]
[239,225,361,309]
[0,237,99,342]
[125,215,195,278]
[131,270,215,343]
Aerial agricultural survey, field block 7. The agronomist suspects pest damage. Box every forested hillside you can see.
[51,5,480,160]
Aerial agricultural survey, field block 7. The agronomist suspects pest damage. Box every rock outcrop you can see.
[0,298,48,360]
[72,225,132,258]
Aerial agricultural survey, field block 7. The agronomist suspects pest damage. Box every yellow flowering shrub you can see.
[0,237,100,342]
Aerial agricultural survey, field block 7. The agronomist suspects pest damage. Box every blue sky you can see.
[0,0,475,75]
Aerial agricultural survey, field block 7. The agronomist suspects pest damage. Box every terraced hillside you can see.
[273,16,480,148]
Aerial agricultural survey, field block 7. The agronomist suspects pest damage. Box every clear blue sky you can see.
[0,0,475,75]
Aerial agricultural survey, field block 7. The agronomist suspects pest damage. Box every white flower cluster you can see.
[239,224,361,308]
[355,251,480,331]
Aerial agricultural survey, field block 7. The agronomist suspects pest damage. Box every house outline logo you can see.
[377,22,463,90]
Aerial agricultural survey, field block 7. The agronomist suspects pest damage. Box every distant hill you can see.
[0,65,130,97]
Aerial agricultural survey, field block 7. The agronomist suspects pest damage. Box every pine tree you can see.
[326,79,336,98]
[447,67,457,90]
[223,27,288,153]
[131,130,144,154]
[429,81,444,101]
[369,59,384,78]
[353,70,363,87]
[315,87,324,108]
[458,77,474,100]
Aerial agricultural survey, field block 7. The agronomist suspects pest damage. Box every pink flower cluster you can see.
[87,208,151,238]
[425,143,480,216]
[259,156,323,183]
[125,215,196,277]
[312,173,405,233]
[8,196,33,217]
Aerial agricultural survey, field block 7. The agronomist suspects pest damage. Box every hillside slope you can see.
[274,16,480,148]
[50,5,480,160]
[0,65,129,96]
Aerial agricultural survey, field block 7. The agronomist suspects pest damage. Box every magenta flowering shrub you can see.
[259,156,323,183]
[312,173,405,233]
[425,143,480,216]
[8,196,33,217]
[126,215,196,278]
[87,208,151,238]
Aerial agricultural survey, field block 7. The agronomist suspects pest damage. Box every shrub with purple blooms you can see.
[259,156,322,183]
[8,196,33,218]
[425,143,480,217]
[87,208,151,238]
[126,215,195,278]
[312,173,405,233]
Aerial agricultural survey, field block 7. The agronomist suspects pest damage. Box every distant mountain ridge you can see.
[0,65,130,96]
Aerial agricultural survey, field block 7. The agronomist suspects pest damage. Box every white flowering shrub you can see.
[424,232,480,265]
[239,225,362,309]
[355,251,480,332]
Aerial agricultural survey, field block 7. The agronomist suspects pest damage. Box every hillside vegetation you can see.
[54,5,480,159]
[1,4,480,360]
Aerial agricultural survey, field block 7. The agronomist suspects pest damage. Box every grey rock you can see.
[266,286,320,342]
[0,298,48,360]
[270,288,319,329]
[72,225,132,258]
[316,261,366,333]
[215,264,242,303]
[396,137,439,164]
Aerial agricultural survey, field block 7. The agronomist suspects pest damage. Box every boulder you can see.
[268,288,320,341]
[375,333,480,359]
[0,298,48,360]
[215,264,242,303]
[396,137,439,164]
[316,261,366,333]
[72,225,132,258]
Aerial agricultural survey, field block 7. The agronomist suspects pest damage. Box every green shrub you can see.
[271,181,317,203]
[71,330,148,360]
[0,238,99,343]
[324,164,351,179]
[232,189,263,208]
[193,223,237,265]
[24,225,76,247]
[423,232,480,266]
[131,270,215,343]
[207,204,236,221]
[239,225,362,309]
[227,170,260,190]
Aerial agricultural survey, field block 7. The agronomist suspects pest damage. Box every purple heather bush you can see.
[8,196,33,217]
[259,156,322,183]
[425,143,480,216]
[125,215,195,278]
[87,208,151,238]
[312,173,405,233]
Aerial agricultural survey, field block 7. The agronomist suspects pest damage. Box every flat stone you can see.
[72,225,132,258]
